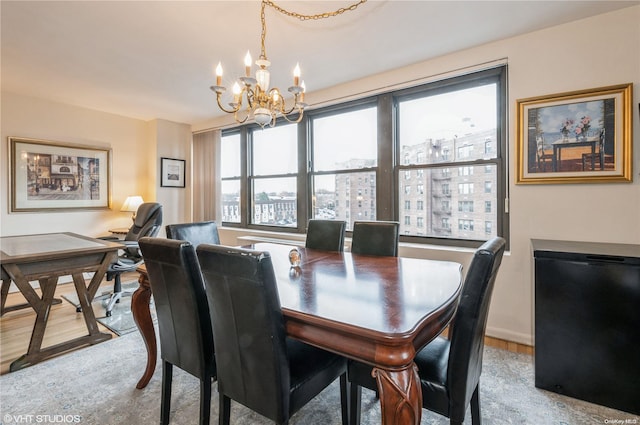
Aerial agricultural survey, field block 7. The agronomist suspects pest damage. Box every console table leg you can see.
[132,271,156,389]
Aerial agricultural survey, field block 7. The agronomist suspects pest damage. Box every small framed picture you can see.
[160,157,186,188]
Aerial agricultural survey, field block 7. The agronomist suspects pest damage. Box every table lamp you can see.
[121,196,144,222]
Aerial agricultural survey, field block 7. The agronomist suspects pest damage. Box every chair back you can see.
[305,219,346,252]
[138,237,215,379]
[166,221,220,247]
[350,220,400,257]
[447,237,506,419]
[197,244,291,423]
[125,202,163,240]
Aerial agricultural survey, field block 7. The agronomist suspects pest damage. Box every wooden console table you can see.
[0,232,123,371]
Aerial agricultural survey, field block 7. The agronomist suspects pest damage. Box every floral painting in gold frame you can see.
[516,83,632,184]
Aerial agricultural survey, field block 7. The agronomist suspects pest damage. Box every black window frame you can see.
[220,65,508,248]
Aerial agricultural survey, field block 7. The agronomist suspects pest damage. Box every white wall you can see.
[198,6,640,345]
[0,93,192,238]
[152,119,193,230]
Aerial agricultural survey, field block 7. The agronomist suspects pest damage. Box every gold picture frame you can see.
[9,137,112,212]
[516,83,632,184]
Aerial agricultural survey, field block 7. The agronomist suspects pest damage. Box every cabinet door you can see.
[535,256,640,415]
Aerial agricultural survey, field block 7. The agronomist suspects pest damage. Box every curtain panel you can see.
[192,129,221,222]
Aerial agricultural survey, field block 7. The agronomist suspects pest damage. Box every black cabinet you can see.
[533,239,640,415]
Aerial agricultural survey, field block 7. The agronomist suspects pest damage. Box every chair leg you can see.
[199,377,212,425]
[339,373,349,425]
[349,382,362,425]
[219,394,231,425]
[105,273,123,317]
[161,361,173,425]
[471,384,481,425]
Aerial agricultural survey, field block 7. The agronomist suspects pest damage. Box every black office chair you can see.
[350,220,400,257]
[138,238,216,425]
[348,237,506,425]
[100,202,162,316]
[166,221,220,246]
[196,244,349,425]
[305,219,346,252]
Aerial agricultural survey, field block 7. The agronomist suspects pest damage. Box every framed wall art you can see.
[160,157,186,188]
[9,137,112,212]
[516,83,632,184]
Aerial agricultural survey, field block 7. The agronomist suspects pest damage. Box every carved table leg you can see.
[372,363,422,425]
[132,271,157,389]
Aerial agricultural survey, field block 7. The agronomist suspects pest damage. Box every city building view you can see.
[222,127,497,241]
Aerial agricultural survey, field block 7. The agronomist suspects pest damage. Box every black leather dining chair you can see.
[138,238,216,425]
[166,220,220,246]
[350,220,400,257]
[196,244,349,425]
[348,237,506,425]
[305,219,346,252]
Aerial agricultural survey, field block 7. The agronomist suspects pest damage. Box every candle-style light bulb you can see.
[293,63,301,86]
[232,81,241,103]
[215,62,223,86]
[300,80,306,103]
[244,51,252,77]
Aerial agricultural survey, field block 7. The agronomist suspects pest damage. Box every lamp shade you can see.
[121,196,144,213]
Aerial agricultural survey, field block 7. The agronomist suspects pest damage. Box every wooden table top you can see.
[247,242,463,338]
[1,232,123,262]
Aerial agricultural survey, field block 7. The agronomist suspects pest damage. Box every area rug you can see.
[0,331,637,425]
[61,281,156,336]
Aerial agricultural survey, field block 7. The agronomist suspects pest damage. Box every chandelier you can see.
[210,0,367,128]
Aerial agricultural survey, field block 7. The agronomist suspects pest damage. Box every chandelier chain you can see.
[263,0,368,21]
[260,0,367,59]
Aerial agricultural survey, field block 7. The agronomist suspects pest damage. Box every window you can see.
[310,105,377,230]
[458,183,474,194]
[219,66,507,247]
[459,166,474,176]
[395,68,506,244]
[484,139,493,155]
[459,219,474,231]
[251,124,298,227]
[221,132,242,223]
[458,200,474,212]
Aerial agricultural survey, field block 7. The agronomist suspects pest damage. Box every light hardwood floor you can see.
[0,274,533,375]
[0,276,134,375]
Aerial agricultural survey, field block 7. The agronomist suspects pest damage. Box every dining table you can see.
[551,136,599,171]
[0,232,123,371]
[133,242,463,425]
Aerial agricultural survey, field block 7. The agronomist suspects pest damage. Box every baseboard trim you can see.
[486,326,533,347]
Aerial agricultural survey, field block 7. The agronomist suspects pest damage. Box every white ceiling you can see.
[2,1,637,125]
